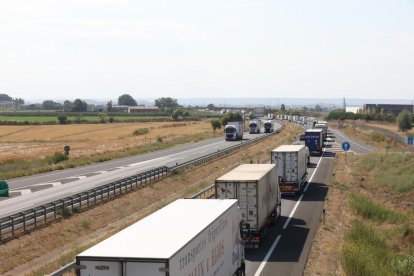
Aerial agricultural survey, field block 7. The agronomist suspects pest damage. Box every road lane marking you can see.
[253,235,282,276]
[333,129,373,152]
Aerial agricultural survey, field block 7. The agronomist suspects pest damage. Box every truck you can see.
[271,145,308,194]
[304,129,324,155]
[263,120,274,133]
[76,199,245,276]
[313,122,328,140]
[248,120,261,134]
[225,121,243,141]
[215,164,281,249]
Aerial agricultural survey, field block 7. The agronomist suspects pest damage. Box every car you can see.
[0,181,9,197]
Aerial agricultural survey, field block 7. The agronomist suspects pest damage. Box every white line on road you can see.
[0,204,33,216]
[254,235,282,276]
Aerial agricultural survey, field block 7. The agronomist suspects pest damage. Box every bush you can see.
[48,152,69,164]
[397,109,413,131]
[132,128,149,136]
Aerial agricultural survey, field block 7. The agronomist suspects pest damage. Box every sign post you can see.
[342,141,351,164]
[408,136,413,154]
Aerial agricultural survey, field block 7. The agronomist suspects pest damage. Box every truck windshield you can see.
[249,124,257,128]
[314,124,325,129]
[264,123,271,127]
[226,128,235,133]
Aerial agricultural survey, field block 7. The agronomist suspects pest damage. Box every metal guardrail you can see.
[0,166,169,244]
[191,184,215,199]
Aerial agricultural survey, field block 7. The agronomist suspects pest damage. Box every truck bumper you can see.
[280,183,300,194]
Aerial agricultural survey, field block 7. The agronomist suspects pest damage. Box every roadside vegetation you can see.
[305,152,414,276]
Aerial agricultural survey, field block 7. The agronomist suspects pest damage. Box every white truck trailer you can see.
[76,199,245,276]
[271,145,308,194]
[225,121,244,141]
[215,164,281,249]
[263,120,274,133]
[248,120,261,134]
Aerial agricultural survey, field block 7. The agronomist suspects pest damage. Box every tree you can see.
[107,100,113,111]
[207,103,215,110]
[63,100,72,112]
[155,97,179,110]
[210,119,221,133]
[98,112,107,123]
[314,105,323,112]
[397,109,413,131]
[248,113,255,120]
[171,109,182,120]
[221,112,243,126]
[14,98,24,105]
[43,100,62,110]
[72,99,87,112]
[57,114,68,124]
[118,94,137,106]
[0,94,12,101]
[280,104,285,111]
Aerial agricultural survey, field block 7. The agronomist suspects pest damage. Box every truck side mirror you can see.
[278,176,283,184]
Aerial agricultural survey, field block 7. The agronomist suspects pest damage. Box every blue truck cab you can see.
[304,129,324,156]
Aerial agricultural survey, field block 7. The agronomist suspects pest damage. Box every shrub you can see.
[132,128,149,136]
[48,152,69,164]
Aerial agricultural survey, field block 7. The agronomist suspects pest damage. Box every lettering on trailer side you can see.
[179,237,207,270]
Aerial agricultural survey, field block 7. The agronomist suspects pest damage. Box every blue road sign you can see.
[342,141,351,151]
[408,136,414,145]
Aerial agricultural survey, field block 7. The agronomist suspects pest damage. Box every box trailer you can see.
[215,164,281,249]
[76,199,244,276]
[225,121,244,141]
[271,145,308,194]
[263,120,274,133]
[304,129,324,155]
[248,120,261,134]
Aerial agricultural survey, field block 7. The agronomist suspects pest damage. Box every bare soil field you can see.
[0,123,302,275]
[0,121,214,162]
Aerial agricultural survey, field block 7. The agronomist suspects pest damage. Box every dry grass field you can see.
[0,123,302,276]
[0,121,214,163]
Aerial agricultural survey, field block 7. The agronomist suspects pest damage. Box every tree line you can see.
[326,109,413,131]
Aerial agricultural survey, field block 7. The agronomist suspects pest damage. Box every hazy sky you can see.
[1,0,414,101]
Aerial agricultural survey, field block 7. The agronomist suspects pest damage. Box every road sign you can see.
[342,141,351,151]
[408,136,413,145]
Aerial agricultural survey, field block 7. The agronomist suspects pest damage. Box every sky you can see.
[1,0,414,102]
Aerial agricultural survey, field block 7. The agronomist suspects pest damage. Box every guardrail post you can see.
[43,206,47,224]
[22,212,26,233]
[53,202,56,220]
[11,216,14,238]
[34,209,37,228]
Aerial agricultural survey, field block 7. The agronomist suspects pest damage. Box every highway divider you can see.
[0,123,285,245]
